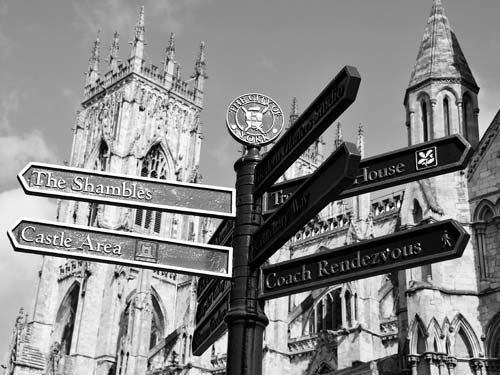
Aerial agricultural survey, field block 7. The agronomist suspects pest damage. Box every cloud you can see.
[0,92,57,189]
[0,188,57,361]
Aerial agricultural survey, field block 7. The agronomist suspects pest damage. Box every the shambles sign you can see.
[259,219,469,300]
[8,219,233,278]
[18,162,236,219]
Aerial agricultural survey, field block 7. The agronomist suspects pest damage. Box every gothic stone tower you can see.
[399,1,485,374]
[8,7,207,375]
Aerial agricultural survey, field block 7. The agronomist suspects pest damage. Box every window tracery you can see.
[135,144,170,233]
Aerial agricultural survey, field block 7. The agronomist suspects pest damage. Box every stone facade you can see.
[5,1,500,375]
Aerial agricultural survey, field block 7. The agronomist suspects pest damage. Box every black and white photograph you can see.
[1,1,499,374]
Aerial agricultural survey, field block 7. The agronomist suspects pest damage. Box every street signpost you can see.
[263,134,473,215]
[259,219,469,300]
[253,66,361,196]
[18,162,236,219]
[251,142,361,267]
[8,219,233,278]
[8,60,474,375]
[192,293,230,356]
[193,218,234,355]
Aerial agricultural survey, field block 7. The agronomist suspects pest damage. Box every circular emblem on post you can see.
[226,93,284,146]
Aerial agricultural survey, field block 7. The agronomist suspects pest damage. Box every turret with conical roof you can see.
[404,0,479,148]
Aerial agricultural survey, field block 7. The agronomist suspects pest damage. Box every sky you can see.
[0,0,499,361]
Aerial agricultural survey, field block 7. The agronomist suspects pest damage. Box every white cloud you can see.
[0,188,57,361]
[0,93,57,188]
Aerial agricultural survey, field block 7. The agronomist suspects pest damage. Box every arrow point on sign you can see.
[17,163,32,194]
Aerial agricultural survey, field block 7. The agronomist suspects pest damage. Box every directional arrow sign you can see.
[253,66,361,196]
[263,134,473,215]
[8,219,233,278]
[192,293,230,356]
[259,219,469,300]
[18,162,236,219]
[251,142,361,267]
[193,218,233,356]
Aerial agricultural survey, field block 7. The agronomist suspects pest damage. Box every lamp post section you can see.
[225,146,268,375]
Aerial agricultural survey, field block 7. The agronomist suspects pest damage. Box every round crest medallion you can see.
[226,93,284,146]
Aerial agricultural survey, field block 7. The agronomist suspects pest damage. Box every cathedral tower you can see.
[8,8,207,375]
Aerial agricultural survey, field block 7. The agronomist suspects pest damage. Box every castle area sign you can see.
[253,66,361,195]
[8,219,233,278]
[19,162,236,219]
[259,219,469,300]
[251,142,360,267]
[264,134,473,215]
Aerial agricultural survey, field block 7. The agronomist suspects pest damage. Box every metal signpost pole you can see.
[225,146,268,375]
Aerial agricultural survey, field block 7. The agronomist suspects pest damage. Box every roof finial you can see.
[86,31,100,86]
[334,122,343,149]
[136,5,145,42]
[357,122,365,158]
[193,41,207,78]
[430,0,445,18]
[166,32,175,61]
[108,31,120,72]
[175,64,182,80]
[289,97,299,127]
[130,6,145,65]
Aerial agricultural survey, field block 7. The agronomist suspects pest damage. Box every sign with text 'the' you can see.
[19,162,236,219]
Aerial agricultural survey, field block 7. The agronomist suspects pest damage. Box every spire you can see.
[334,122,343,149]
[163,32,176,85]
[86,31,100,86]
[108,31,120,72]
[289,97,299,127]
[407,0,477,91]
[193,41,207,105]
[356,122,365,158]
[166,32,175,61]
[193,41,207,78]
[130,6,145,70]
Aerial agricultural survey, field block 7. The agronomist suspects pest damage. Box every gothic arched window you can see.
[88,141,109,226]
[412,199,423,224]
[54,282,80,355]
[308,288,343,334]
[421,101,429,142]
[443,97,451,136]
[462,93,473,140]
[149,294,165,350]
[135,145,170,233]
